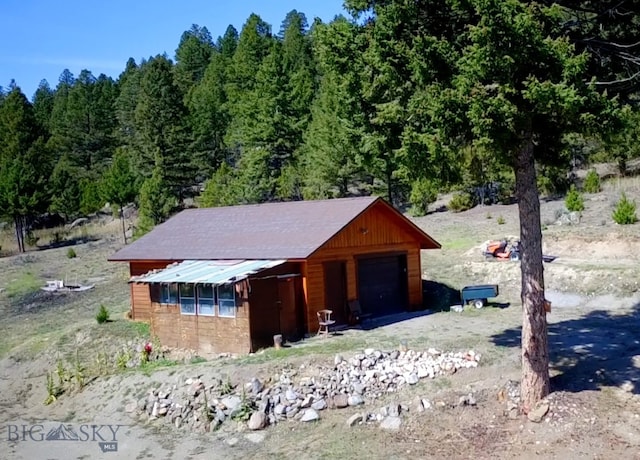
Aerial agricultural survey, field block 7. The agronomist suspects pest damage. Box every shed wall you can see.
[303,202,424,332]
[134,262,302,354]
[149,294,251,355]
[129,261,177,321]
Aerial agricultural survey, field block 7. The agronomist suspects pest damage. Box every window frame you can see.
[179,283,196,315]
[217,283,237,318]
[196,283,216,316]
[160,283,178,305]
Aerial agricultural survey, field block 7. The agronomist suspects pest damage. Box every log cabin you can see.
[109,196,440,354]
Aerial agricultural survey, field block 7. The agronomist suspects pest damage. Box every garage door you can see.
[357,254,408,317]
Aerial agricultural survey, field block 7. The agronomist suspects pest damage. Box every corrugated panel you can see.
[132,260,286,284]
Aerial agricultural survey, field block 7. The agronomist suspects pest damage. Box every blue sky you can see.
[0,0,347,99]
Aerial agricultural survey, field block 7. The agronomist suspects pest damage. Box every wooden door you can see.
[324,261,348,325]
[248,278,280,351]
[278,277,301,341]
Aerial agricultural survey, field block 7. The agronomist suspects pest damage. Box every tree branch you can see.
[593,70,640,86]
[580,38,640,50]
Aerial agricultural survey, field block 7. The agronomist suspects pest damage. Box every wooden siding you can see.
[320,201,417,250]
[139,261,302,355]
[150,296,251,355]
[129,260,177,276]
[302,202,425,332]
[130,283,151,321]
[406,249,422,308]
[128,261,176,321]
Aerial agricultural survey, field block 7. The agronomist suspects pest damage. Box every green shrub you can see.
[66,248,76,259]
[72,349,85,390]
[583,170,601,193]
[44,372,60,405]
[448,192,473,213]
[612,193,638,225]
[25,231,39,247]
[537,165,570,197]
[79,178,103,215]
[96,305,110,324]
[190,356,207,365]
[565,186,585,212]
[116,349,132,370]
[497,215,505,225]
[409,179,438,216]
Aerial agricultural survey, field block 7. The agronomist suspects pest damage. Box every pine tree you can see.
[48,70,117,174]
[342,0,620,410]
[32,79,55,134]
[79,178,103,215]
[47,69,75,166]
[187,49,232,180]
[100,148,138,243]
[231,40,285,201]
[280,10,315,135]
[134,55,192,198]
[449,0,615,409]
[115,58,141,147]
[174,24,215,96]
[301,71,362,199]
[301,17,368,199]
[227,12,316,202]
[225,14,273,159]
[217,25,239,59]
[198,162,240,207]
[49,155,81,220]
[0,87,50,252]
[136,167,176,236]
[66,70,117,171]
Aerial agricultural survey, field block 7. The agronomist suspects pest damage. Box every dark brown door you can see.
[249,278,280,351]
[357,254,408,317]
[324,261,348,325]
[278,277,301,341]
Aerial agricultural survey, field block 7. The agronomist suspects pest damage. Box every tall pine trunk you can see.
[119,206,127,245]
[13,216,25,253]
[514,136,550,412]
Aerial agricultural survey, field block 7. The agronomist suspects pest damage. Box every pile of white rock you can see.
[128,347,481,433]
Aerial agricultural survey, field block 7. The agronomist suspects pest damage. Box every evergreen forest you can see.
[1,2,639,250]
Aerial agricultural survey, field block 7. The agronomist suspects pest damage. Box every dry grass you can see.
[602,175,640,193]
[0,217,123,257]
[0,219,134,361]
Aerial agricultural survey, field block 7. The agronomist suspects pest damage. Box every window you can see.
[160,283,178,304]
[217,283,236,317]
[179,284,195,315]
[197,284,215,316]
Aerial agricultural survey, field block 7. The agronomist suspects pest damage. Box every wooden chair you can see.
[317,309,336,337]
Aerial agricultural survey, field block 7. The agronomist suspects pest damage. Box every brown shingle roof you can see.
[109,196,439,261]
